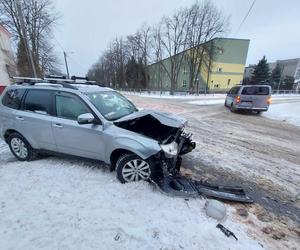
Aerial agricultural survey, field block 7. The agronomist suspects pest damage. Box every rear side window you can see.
[229,87,240,95]
[2,88,25,109]
[241,86,270,95]
[55,95,90,120]
[23,90,53,115]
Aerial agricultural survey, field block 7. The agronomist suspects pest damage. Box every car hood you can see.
[114,109,187,128]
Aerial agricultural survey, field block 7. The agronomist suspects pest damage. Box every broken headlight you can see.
[160,141,178,158]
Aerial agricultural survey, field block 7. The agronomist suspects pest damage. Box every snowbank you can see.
[0,140,261,250]
[187,99,225,105]
[123,91,226,99]
[263,102,300,126]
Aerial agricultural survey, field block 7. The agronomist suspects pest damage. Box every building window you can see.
[218,68,222,72]
[183,66,187,74]
[219,49,223,54]
[214,84,219,88]
[182,79,187,88]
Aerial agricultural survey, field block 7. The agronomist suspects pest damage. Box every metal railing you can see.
[119,87,300,96]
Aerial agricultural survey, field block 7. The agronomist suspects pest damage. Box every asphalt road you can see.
[126,94,300,225]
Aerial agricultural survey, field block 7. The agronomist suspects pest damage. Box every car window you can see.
[241,86,270,95]
[86,91,137,121]
[23,90,52,115]
[229,87,240,95]
[56,95,90,120]
[2,88,26,109]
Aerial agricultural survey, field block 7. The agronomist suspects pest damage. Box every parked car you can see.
[0,78,195,183]
[225,84,272,114]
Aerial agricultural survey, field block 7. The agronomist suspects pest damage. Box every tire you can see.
[116,153,155,183]
[224,101,227,107]
[256,111,261,115]
[230,103,235,113]
[8,133,36,161]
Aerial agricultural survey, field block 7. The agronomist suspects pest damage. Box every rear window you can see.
[2,88,26,110]
[241,86,270,95]
[23,90,53,115]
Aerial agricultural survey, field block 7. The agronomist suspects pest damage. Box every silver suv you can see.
[225,84,272,114]
[0,78,195,183]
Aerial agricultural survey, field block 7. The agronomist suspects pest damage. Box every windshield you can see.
[86,91,137,121]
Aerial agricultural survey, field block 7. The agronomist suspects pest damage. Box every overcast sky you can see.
[53,0,300,76]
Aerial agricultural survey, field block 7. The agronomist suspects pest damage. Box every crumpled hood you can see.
[114,109,187,128]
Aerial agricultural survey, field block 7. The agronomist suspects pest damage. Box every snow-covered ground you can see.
[263,102,300,127]
[0,139,262,250]
[123,92,300,107]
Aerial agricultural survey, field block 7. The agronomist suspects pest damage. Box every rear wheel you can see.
[116,154,154,183]
[8,133,36,161]
[230,103,235,112]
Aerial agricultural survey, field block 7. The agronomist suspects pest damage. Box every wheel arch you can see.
[4,129,21,143]
[106,137,160,169]
[110,148,137,171]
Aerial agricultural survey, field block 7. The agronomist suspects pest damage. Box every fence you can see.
[118,87,299,96]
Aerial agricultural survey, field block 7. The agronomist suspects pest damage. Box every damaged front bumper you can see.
[152,175,254,203]
[156,130,196,176]
[152,132,253,203]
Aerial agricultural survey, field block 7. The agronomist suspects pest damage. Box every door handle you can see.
[53,123,63,128]
[16,116,24,121]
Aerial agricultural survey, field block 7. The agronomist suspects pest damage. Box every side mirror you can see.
[77,113,95,125]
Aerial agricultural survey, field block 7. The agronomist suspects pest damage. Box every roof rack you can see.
[45,75,67,80]
[11,76,105,89]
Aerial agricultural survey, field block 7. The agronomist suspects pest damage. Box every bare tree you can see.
[87,0,229,93]
[0,0,61,76]
[159,8,191,94]
[125,24,151,87]
[150,24,164,91]
[186,1,228,93]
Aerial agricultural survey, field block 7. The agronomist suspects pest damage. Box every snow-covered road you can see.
[0,139,261,250]
[263,102,300,127]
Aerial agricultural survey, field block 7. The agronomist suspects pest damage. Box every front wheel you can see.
[116,154,155,183]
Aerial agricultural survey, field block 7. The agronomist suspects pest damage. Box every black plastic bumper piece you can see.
[152,175,253,203]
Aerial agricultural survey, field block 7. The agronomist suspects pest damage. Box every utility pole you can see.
[63,51,70,79]
[277,65,285,93]
[15,0,37,78]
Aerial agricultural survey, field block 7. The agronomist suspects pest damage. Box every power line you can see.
[235,0,256,35]
[53,33,65,52]
[52,33,86,76]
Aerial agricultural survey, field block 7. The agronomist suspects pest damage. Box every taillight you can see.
[235,96,241,103]
[267,97,272,104]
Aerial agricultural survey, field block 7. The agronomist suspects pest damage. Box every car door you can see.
[51,91,105,160]
[15,89,56,151]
